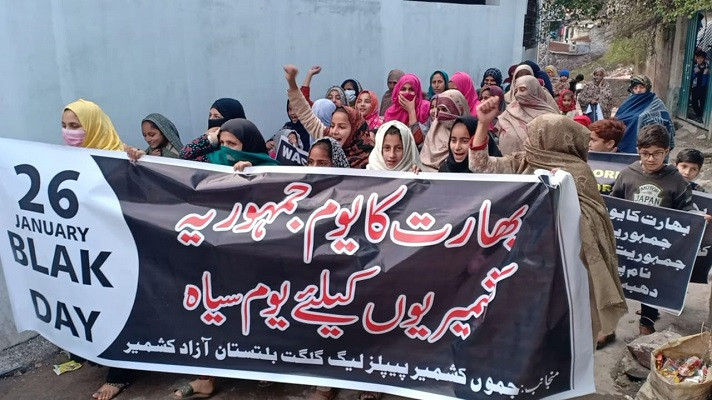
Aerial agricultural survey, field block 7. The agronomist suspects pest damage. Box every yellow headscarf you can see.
[64,99,124,151]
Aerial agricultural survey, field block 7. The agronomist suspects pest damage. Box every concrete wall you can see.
[0,0,530,148]
[0,0,531,351]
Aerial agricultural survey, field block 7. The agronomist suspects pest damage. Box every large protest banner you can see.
[0,139,594,400]
[604,196,706,314]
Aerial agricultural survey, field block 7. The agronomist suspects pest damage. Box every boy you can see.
[611,124,693,335]
[676,148,706,192]
[588,118,626,153]
[691,49,709,122]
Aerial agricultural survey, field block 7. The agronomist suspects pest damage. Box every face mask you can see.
[344,90,356,104]
[401,92,416,102]
[62,128,86,147]
[208,118,226,129]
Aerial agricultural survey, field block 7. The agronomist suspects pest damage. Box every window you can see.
[523,0,538,49]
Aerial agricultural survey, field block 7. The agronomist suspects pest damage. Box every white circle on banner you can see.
[0,142,138,358]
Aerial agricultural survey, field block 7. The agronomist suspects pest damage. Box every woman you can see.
[496,76,559,155]
[208,98,246,129]
[62,99,131,400]
[355,90,384,131]
[521,60,555,97]
[134,113,184,158]
[419,90,471,171]
[427,70,449,99]
[578,68,614,121]
[284,100,312,149]
[480,68,503,90]
[285,65,374,168]
[469,97,627,349]
[341,79,363,106]
[503,64,534,104]
[448,71,479,116]
[380,69,405,115]
[367,120,423,171]
[312,99,337,127]
[384,74,430,125]
[326,86,348,107]
[503,64,519,93]
[615,75,675,154]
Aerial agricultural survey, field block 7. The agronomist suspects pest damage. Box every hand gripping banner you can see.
[0,139,594,400]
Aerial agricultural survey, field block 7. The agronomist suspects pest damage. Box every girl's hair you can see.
[384,126,401,138]
[143,120,163,134]
[311,139,332,157]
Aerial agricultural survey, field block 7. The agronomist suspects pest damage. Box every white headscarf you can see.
[367,120,422,171]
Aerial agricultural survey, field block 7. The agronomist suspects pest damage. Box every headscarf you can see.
[208,98,246,129]
[497,76,559,155]
[334,106,374,168]
[557,89,577,113]
[311,137,350,168]
[384,74,430,125]
[420,89,470,171]
[312,99,336,127]
[326,86,348,107]
[367,120,422,171]
[360,90,384,130]
[503,64,518,85]
[64,99,124,151]
[592,67,606,85]
[283,100,312,149]
[441,116,477,173]
[560,69,570,78]
[521,60,555,97]
[207,118,278,167]
[504,65,534,103]
[573,115,592,127]
[273,128,304,150]
[380,69,406,115]
[487,86,507,113]
[545,65,557,77]
[142,113,183,158]
[628,75,652,93]
[341,79,363,106]
[480,68,503,88]
[427,70,450,99]
[449,72,480,116]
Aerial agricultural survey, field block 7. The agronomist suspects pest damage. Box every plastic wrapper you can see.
[52,360,82,376]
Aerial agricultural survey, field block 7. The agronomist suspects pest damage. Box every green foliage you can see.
[544,0,712,25]
[601,35,649,67]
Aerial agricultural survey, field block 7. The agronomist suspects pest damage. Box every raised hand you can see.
[476,96,501,125]
[284,64,299,81]
[308,66,322,75]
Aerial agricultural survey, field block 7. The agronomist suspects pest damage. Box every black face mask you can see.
[208,118,226,129]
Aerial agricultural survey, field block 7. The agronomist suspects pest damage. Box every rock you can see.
[627,330,682,368]
[621,353,650,381]
[696,134,708,140]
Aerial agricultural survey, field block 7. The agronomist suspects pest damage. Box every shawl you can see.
[335,106,374,168]
[449,71,480,116]
[380,69,406,115]
[504,65,534,103]
[384,74,430,125]
[497,76,559,155]
[615,92,674,153]
[420,89,470,171]
[578,70,614,119]
[219,118,269,154]
[441,116,477,173]
[142,113,183,158]
[312,99,336,127]
[311,137,350,168]
[284,100,312,149]
[64,99,124,151]
[325,86,348,107]
[208,98,246,129]
[367,120,422,171]
[427,70,450,99]
[480,68,503,88]
[360,90,384,130]
[557,89,577,113]
[545,65,557,77]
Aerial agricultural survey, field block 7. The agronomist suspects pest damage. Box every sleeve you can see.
[468,136,522,174]
[179,134,215,162]
[577,83,594,110]
[600,84,614,118]
[300,86,314,107]
[411,123,424,146]
[610,172,626,199]
[288,88,326,140]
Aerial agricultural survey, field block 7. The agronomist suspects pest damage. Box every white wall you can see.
[0,0,530,148]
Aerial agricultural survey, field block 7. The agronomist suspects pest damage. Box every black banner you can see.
[586,151,639,195]
[691,192,712,283]
[604,196,706,314]
[0,140,594,399]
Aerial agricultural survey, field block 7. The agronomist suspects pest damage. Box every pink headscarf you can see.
[449,72,480,116]
[360,90,384,130]
[384,74,430,125]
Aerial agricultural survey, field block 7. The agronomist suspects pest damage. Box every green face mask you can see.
[206,146,279,167]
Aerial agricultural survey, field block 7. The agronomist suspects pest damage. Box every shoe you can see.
[639,323,656,336]
[596,333,616,350]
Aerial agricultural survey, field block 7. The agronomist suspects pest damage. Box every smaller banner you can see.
[586,151,639,195]
[691,191,712,283]
[604,196,706,314]
[275,135,308,166]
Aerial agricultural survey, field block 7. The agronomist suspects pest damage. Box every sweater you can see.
[610,162,693,211]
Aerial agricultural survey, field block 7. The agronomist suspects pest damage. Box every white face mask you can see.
[344,90,356,104]
[62,128,86,147]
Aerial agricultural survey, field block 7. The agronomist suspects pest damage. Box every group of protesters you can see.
[59,58,709,400]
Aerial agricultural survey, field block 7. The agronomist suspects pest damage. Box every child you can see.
[366,120,422,171]
[610,124,694,335]
[557,89,578,117]
[675,148,706,192]
[691,49,709,122]
[588,118,626,153]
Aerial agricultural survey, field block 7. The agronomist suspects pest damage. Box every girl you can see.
[384,73,430,128]
[341,79,362,106]
[578,67,613,121]
[285,65,374,168]
[326,85,348,107]
[140,113,183,158]
[307,137,350,168]
[448,71,479,115]
[367,120,423,171]
[439,116,478,172]
[469,97,627,350]
[557,90,578,117]
[283,100,312,149]
[545,65,557,79]
[480,68,503,90]
[427,70,449,99]
[355,90,384,131]
[420,89,470,171]
[380,69,405,115]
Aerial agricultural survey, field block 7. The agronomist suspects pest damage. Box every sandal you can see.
[596,333,616,350]
[359,391,382,400]
[308,387,338,400]
[171,382,212,399]
[92,382,129,400]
